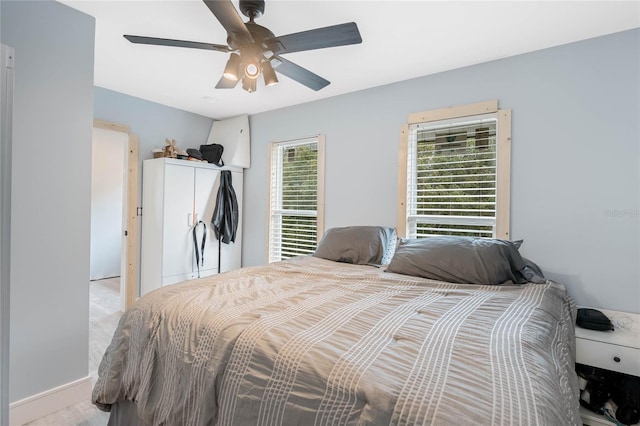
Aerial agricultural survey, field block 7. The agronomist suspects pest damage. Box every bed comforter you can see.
[93,256,580,425]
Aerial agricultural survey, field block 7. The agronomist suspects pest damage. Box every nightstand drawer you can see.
[576,337,640,376]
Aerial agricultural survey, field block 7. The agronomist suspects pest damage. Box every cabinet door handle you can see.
[614,356,621,363]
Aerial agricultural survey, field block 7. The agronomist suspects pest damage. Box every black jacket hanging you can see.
[212,170,238,244]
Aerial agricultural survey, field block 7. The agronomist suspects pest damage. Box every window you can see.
[268,136,325,262]
[399,100,511,239]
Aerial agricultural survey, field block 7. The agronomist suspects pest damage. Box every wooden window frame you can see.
[266,135,325,263]
[398,100,511,239]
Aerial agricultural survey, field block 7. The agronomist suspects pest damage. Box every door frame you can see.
[93,119,139,310]
[0,43,15,426]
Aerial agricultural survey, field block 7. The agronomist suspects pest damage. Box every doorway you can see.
[90,120,138,311]
[0,42,14,426]
[90,127,126,282]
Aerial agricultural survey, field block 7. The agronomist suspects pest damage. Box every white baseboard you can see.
[9,376,92,426]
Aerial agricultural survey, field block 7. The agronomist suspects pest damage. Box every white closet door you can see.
[162,164,195,282]
[194,167,219,276]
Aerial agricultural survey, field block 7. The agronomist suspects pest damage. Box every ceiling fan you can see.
[124,0,363,93]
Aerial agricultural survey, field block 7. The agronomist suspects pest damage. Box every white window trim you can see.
[398,100,511,239]
[265,135,325,263]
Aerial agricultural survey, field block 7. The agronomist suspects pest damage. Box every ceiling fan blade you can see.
[202,0,253,48]
[215,75,240,89]
[272,57,329,91]
[266,22,362,55]
[124,35,231,53]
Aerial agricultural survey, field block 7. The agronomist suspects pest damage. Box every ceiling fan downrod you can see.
[239,0,265,21]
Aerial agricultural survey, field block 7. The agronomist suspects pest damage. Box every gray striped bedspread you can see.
[93,256,580,425]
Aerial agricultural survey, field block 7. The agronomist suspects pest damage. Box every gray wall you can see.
[1,1,95,401]
[94,87,213,161]
[245,29,640,314]
[93,87,214,287]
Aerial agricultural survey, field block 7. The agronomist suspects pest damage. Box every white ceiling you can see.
[59,1,639,120]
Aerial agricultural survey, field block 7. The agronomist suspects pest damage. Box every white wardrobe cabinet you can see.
[141,158,243,296]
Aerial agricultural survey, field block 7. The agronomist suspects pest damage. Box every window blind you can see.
[269,139,319,262]
[407,116,498,239]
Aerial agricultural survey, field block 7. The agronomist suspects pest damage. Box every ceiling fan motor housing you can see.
[244,21,277,56]
[240,22,275,81]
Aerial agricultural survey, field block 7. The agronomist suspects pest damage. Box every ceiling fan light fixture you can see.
[242,76,257,93]
[262,60,278,87]
[244,60,261,80]
[223,53,241,81]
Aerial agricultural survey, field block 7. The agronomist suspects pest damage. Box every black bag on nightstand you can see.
[577,308,614,331]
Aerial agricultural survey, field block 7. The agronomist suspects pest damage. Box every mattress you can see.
[92,256,580,425]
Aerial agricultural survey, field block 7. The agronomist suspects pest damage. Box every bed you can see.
[92,227,581,425]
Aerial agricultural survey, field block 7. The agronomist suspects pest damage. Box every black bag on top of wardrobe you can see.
[199,144,224,166]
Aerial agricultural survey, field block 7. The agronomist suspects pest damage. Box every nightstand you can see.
[575,308,640,426]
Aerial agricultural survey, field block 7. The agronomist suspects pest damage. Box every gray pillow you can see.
[313,226,395,265]
[386,236,527,285]
[516,257,546,283]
